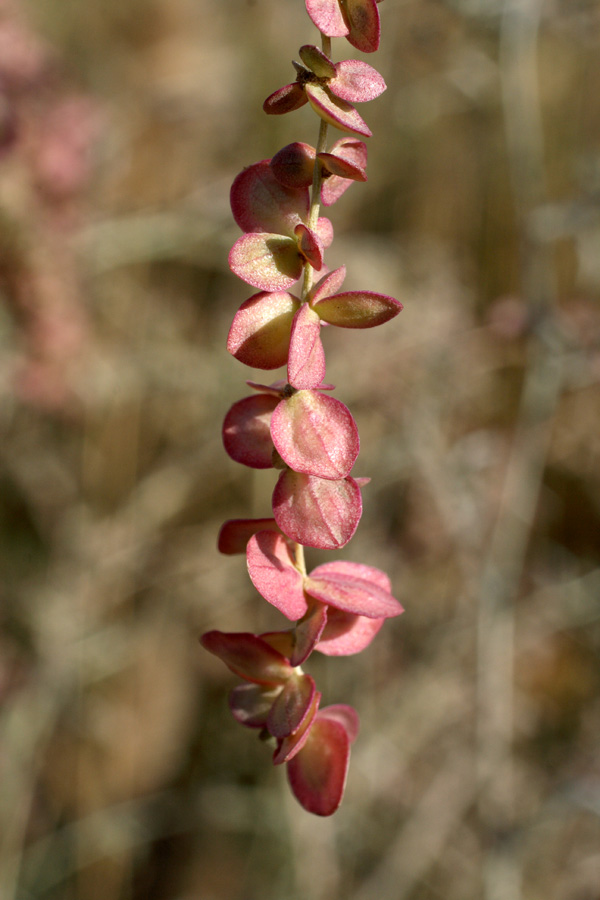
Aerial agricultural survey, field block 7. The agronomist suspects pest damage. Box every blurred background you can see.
[1,0,599,898]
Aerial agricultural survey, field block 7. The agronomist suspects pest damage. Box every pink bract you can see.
[305,0,381,53]
[305,83,372,138]
[222,393,279,469]
[286,706,358,815]
[230,160,309,235]
[229,232,303,292]
[217,518,280,555]
[227,291,301,370]
[270,389,359,480]
[287,303,326,390]
[272,470,363,549]
[267,672,317,738]
[328,59,386,104]
[246,531,307,621]
[270,142,316,189]
[200,631,294,685]
[247,531,401,629]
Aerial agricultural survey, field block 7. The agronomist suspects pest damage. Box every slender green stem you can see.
[301,33,331,301]
[294,542,307,577]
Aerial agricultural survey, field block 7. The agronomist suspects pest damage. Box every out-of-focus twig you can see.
[476,2,566,899]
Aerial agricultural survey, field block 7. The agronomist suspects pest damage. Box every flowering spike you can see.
[204,0,401,816]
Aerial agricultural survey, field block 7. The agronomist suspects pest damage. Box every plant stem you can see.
[301,33,331,301]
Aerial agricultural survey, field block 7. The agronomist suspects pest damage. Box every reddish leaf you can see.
[230,160,309,235]
[328,60,386,103]
[299,44,337,79]
[320,138,367,180]
[305,83,372,138]
[270,389,359,480]
[286,714,351,815]
[344,0,381,53]
[305,560,403,617]
[229,683,281,727]
[290,602,328,666]
[305,0,349,37]
[309,266,347,304]
[260,630,296,659]
[263,82,309,115]
[246,531,307,620]
[316,609,385,655]
[315,216,334,248]
[222,394,279,469]
[287,304,326,390]
[272,470,363,550]
[229,233,303,291]
[273,689,321,765]
[271,142,316,189]
[217,518,280,554]
[295,223,324,270]
[201,631,293,685]
[267,673,317,738]
[319,704,360,743]
[227,291,300,369]
[312,290,403,328]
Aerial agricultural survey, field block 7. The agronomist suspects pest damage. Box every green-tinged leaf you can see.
[312,290,403,327]
[227,291,300,369]
[229,233,303,291]
[305,83,372,138]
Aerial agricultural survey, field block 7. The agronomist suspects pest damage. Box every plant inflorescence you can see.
[201,0,403,816]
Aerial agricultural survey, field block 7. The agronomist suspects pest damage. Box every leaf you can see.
[299,44,337,79]
[344,0,381,53]
[227,291,300,369]
[217,518,280,554]
[222,394,279,469]
[290,602,328,666]
[316,609,385,655]
[295,223,324,270]
[305,560,403,617]
[270,389,359,480]
[286,714,351,815]
[320,138,368,179]
[315,216,334,248]
[270,142,316,189]
[305,0,349,37]
[305,83,372,138]
[328,59,386,103]
[267,673,317,738]
[319,704,360,743]
[309,266,347,304]
[272,689,321,765]
[287,304,326,390]
[263,82,309,115]
[246,531,308,620]
[230,160,309,235]
[229,233,303,291]
[312,290,403,328]
[229,683,281,727]
[200,631,293,685]
[272,470,363,550]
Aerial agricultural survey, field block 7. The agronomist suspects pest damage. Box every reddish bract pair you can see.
[203,0,402,816]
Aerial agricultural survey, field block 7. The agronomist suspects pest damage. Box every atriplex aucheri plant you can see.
[201,0,403,816]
